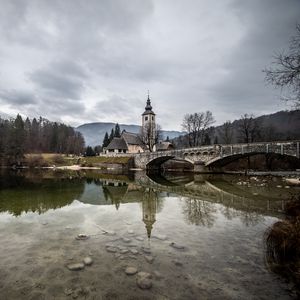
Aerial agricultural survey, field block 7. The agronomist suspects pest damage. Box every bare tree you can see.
[238,114,260,143]
[264,24,300,108]
[219,121,234,144]
[140,123,162,152]
[181,111,215,147]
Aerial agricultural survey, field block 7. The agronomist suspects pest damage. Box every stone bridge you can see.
[134,140,300,172]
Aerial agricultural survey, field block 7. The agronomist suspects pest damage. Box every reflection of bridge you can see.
[134,140,300,171]
[134,172,287,216]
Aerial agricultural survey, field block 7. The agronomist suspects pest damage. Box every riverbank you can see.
[23,154,134,171]
[265,196,300,297]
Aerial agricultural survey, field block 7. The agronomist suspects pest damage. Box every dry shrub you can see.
[52,154,64,165]
[266,218,300,264]
[27,155,49,168]
[265,196,300,293]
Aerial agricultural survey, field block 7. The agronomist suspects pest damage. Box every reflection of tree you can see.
[182,198,216,227]
[0,177,84,216]
[239,211,263,226]
[220,206,240,220]
[102,181,128,210]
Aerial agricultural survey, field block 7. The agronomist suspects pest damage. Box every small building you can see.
[154,141,174,152]
[121,131,145,153]
[105,137,128,154]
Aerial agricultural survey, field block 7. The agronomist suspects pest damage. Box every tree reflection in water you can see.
[182,198,216,227]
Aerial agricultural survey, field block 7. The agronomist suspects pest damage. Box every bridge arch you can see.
[146,155,194,170]
[206,152,300,170]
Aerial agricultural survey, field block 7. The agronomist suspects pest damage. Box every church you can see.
[105,94,157,154]
[104,94,174,154]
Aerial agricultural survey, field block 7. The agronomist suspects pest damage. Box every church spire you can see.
[145,91,152,111]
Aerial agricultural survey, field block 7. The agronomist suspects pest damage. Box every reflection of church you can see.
[142,188,157,238]
[100,180,158,238]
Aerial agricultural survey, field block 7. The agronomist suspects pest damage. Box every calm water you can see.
[0,170,299,299]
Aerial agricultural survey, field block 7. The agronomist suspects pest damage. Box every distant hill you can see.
[76,122,185,147]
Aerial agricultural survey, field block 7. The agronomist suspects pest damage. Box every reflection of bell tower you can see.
[142,188,157,238]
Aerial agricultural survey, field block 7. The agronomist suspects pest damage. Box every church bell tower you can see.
[142,92,156,150]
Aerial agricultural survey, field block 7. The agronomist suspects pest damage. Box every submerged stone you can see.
[130,248,139,255]
[103,230,116,236]
[144,255,154,264]
[67,263,85,271]
[125,266,138,275]
[135,236,144,241]
[83,257,93,266]
[170,242,185,250]
[152,234,167,241]
[136,272,152,289]
[141,247,151,254]
[106,247,118,253]
[122,237,131,243]
[75,234,89,241]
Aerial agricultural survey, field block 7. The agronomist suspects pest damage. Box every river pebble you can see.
[136,272,152,289]
[127,230,134,234]
[106,247,118,253]
[152,234,167,241]
[122,237,131,243]
[75,234,89,241]
[170,242,185,250]
[144,255,154,264]
[135,236,144,241]
[130,248,139,255]
[141,247,151,254]
[125,266,138,275]
[67,263,85,271]
[103,230,116,236]
[83,257,93,266]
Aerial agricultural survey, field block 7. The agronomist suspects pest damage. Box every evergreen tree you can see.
[115,123,121,137]
[85,146,95,156]
[109,128,115,143]
[102,132,109,148]
[8,114,26,164]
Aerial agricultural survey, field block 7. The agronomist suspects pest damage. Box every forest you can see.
[0,115,85,166]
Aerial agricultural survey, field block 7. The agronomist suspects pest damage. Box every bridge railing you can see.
[133,140,300,159]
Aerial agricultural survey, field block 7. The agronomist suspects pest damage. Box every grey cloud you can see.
[0,0,299,129]
[28,60,87,100]
[0,89,37,105]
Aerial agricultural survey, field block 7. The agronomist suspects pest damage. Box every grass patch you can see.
[25,154,133,167]
[80,156,133,166]
[25,153,80,167]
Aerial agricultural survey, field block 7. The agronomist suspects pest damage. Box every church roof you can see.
[142,95,155,116]
[155,142,174,151]
[122,131,143,146]
[106,137,128,150]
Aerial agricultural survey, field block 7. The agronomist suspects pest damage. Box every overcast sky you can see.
[0,0,299,130]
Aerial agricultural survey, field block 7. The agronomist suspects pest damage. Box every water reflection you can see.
[0,170,295,230]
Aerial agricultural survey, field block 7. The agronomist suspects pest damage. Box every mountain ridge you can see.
[76,122,185,147]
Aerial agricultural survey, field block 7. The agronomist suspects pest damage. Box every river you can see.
[0,170,299,299]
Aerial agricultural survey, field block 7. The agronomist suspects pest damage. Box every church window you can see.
[145,116,148,121]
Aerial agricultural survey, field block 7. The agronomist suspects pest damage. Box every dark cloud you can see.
[28,60,87,100]
[0,89,37,105]
[0,0,299,128]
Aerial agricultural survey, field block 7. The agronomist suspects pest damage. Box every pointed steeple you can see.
[142,92,155,115]
[145,91,152,111]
